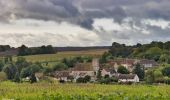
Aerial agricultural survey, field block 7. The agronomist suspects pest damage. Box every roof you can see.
[115,74,137,79]
[72,63,94,71]
[108,59,136,65]
[53,71,70,78]
[139,59,157,65]
[104,68,116,74]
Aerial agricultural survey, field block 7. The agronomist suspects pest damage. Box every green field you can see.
[0,81,169,100]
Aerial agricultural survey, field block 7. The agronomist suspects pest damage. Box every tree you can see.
[20,67,32,78]
[133,63,145,80]
[52,63,68,71]
[0,72,7,81]
[3,64,17,80]
[18,45,30,56]
[84,75,91,82]
[145,70,154,84]
[153,70,164,83]
[15,57,30,73]
[97,69,102,80]
[30,73,37,83]
[0,60,4,71]
[162,66,170,77]
[117,66,129,74]
[14,72,20,83]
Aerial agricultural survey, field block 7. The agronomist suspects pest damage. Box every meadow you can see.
[0,81,170,100]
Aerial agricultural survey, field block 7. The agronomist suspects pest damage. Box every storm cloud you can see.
[0,0,170,46]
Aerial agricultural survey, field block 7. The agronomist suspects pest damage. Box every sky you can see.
[0,0,170,47]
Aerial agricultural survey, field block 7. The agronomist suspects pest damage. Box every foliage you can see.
[162,66,170,77]
[14,72,20,83]
[76,75,91,83]
[18,45,56,56]
[0,72,7,81]
[30,73,37,83]
[117,66,129,74]
[2,64,17,80]
[0,60,4,71]
[99,52,112,63]
[133,63,145,80]
[145,70,154,84]
[52,63,68,71]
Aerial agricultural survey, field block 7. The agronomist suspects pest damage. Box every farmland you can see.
[0,81,169,100]
[13,49,108,63]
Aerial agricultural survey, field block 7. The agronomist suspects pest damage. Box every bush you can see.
[0,72,7,81]
[53,63,68,71]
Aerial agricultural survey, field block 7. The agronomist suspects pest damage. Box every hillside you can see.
[13,49,108,63]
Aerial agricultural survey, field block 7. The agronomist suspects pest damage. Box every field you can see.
[0,81,170,100]
[11,49,108,67]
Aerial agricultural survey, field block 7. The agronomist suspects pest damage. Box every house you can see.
[101,68,116,77]
[107,59,137,72]
[139,59,158,68]
[70,58,100,81]
[53,71,70,81]
[115,74,139,83]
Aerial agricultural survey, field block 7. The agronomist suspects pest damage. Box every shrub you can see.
[0,72,7,81]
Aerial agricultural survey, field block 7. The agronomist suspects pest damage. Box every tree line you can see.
[109,41,170,63]
[18,45,56,56]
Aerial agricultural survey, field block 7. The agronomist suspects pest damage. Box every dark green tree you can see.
[133,63,145,80]
[30,73,37,83]
[117,66,129,74]
[14,72,20,83]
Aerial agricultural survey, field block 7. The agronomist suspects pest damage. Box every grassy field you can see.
[13,49,108,63]
[0,81,169,100]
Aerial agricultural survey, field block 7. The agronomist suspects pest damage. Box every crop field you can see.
[13,49,108,63]
[0,82,169,100]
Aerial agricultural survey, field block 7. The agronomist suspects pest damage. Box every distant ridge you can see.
[55,46,110,52]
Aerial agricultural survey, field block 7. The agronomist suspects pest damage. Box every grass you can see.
[0,81,170,100]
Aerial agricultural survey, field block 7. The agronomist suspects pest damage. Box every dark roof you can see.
[115,74,137,79]
[72,63,93,71]
[53,71,70,78]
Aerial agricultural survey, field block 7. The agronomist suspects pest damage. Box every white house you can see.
[115,74,139,83]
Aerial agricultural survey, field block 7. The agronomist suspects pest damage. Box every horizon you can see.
[0,0,170,47]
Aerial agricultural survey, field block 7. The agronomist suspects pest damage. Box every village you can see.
[52,58,158,83]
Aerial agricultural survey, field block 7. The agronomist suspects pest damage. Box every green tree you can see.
[97,69,102,80]
[162,66,170,77]
[0,72,7,81]
[14,72,20,83]
[133,63,145,80]
[153,70,164,83]
[0,60,4,71]
[30,73,37,83]
[53,63,68,71]
[117,66,129,74]
[145,70,154,84]
[3,64,17,80]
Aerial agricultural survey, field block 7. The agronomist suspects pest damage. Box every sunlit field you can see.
[13,49,108,63]
[0,81,169,100]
